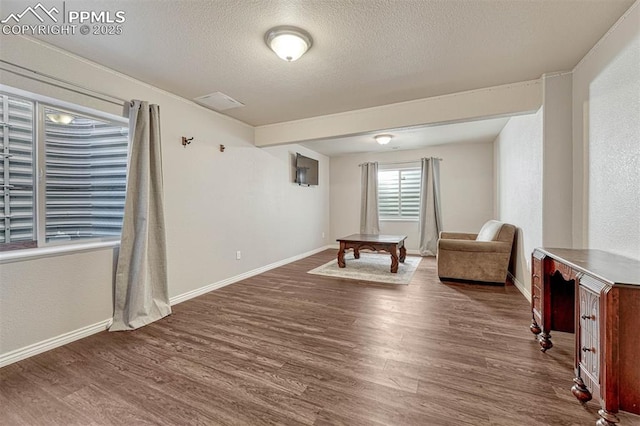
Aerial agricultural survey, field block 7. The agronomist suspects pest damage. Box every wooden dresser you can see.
[530,248,640,426]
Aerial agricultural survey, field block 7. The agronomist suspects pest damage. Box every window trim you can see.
[0,85,126,126]
[379,217,419,223]
[0,84,128,253]
[0,239,119,264]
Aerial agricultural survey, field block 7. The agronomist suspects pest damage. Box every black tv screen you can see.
[295,153,319,186]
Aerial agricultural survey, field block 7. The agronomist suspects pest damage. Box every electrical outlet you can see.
[236,250,241,260]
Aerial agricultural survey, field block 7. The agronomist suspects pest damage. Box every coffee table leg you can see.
[399,245,406,263]
[390,244,399,273]
[354,247,360,259]
[338,242,346,268]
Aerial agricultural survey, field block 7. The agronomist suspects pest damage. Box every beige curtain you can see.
[418,157,442,256]
[110,100,171,331]
[360,162,380,234]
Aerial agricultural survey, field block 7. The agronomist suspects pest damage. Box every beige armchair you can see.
[437,220,516,284]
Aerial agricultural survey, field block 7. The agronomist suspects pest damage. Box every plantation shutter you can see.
[378,167,421,219]
[400,168,421,218]
[0,94,35,244]
[378,170,400,218]
[44,107,128,242]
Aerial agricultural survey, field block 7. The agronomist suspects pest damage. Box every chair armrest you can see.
[438,239,512,253]
[439,232,477,240]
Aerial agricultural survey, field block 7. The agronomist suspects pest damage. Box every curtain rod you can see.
[359,158,443,167]
[0,59,127,107]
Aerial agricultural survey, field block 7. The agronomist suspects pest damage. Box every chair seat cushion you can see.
[439,239,511,253]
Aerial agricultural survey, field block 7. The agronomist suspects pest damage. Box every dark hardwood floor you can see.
[2,250,639,425]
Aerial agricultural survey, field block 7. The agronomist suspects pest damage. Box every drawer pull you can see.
[582,346,594,353]
[581,314,595,320]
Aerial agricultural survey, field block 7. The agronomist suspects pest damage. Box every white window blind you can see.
[0,94,35,245]
[378,167,421,219]
[44,107,128,242]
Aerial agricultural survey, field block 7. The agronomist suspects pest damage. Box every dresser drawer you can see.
[579,285,600,382]
[532,291,542,316]
[531,256,543,318]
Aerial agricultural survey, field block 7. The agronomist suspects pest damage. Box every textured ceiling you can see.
[299,116,511,156]
[8,0,635,126]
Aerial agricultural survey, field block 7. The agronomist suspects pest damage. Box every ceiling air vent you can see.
[194,92,245,111]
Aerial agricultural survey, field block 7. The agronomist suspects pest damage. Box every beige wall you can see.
[495,73,581,299]
[0,249,116,354]
[0,37,330,360]
[572,1,640,260]
[255,80,541,146]
[330,141,495,251]
[541,73,573,248]
[495,109,544,298]
[495,0,639,300]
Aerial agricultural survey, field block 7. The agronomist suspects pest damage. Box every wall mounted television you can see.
[295,153,319,186]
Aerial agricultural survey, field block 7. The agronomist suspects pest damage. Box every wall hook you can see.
[220,144,225,152]
[181,136,194,148]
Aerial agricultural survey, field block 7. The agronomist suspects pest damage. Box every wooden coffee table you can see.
[336,234,407,273]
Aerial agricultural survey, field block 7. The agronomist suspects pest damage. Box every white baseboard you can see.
[0,318,112,368]
[169,245,332,305]
[0,246,332,368]
[509,272,531,302]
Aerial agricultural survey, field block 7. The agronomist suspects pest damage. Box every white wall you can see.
[0,37,330,360]
[572,1,640,260]
[495,74,574,299]
[330,141,494,251]
[495,109,544,298]
[256,80,541,146]
[541,73,573,248]
[495,0,639,300]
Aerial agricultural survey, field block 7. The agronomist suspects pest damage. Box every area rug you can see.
[308,252,421,285]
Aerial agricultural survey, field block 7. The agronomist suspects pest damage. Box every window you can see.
[0,95,34,247]
[0,88,128,251]
[378,166,421,220]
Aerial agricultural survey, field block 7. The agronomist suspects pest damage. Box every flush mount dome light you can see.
[375,134,393,145]
[265,26,313,62]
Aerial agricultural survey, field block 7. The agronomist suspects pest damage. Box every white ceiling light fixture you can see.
[375,134,393,145]
[265,26,313,62]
